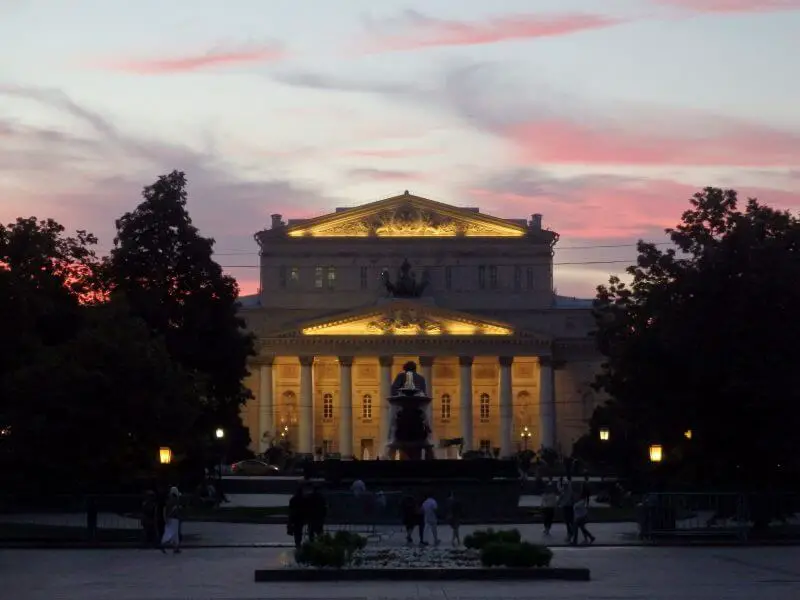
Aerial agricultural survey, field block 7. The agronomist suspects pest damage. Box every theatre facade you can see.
[237,192,604,458]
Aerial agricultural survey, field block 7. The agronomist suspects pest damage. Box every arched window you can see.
[362,394,373,420]
[440,394,451,421]
[479,393,490,422]
[322,393,333,422]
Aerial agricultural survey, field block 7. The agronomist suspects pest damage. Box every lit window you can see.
[526,267,534,290]
[323,393,333,421]
[326,266,336,289]
[290,267,299,282]
[479,439,492,452]
[322,439,334,455]
[478,265,486,289]
[362,394,372,420]
[479,393,490,423]
[360,266,368,289]
[440,394,451,421]
[315,267,323,288]
[489,266,498,289]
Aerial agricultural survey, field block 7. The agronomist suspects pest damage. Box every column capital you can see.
[458,356,474,367]
[338,356,354,368]
[299,356,315,367]
[419,356,435,367]
[499,356,514,367]
[379,355,393,367]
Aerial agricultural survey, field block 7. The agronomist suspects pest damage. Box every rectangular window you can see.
[445,266,452,290]
[478,265,486,289]
[479,439,492,453]
[322,439,334,455]
[314,267,323,288]
[326,266,336,289]
[479,393,490,423]
[362,394,373,420]
[322,393,333,422]
[440,394,451,421]
[279,266,287,288]
[360,266,368,289]
[513,266,521,291]
[489,265,498,289]
[526,267,534,290]
[290,267,299,282]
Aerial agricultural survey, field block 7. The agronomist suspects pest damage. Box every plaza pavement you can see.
[2,545,799,599]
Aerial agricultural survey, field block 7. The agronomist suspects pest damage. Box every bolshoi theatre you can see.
[237,192,604,459]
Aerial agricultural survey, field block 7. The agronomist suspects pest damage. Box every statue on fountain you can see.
[386,361,435,460]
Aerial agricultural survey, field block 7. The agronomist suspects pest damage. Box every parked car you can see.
[230,459,280,476]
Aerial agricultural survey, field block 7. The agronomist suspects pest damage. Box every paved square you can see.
[1,545,799,599]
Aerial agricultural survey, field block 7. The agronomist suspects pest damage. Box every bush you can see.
[294,532,367,568]
[463,528,521,550]
[480,541,553,568]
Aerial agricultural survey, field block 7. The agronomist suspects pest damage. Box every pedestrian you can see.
[571,489,596,545]
[420,491,439,546]
[307,485,327,542]
[541,482,558,536]
[445,492,462,546]
[400,493,418,544]
[160,487,182,554]
[141,490,159,547]
[288,484,309,548]
[558,479,576,543]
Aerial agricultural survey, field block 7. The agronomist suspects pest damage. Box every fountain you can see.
[386,361,435,460]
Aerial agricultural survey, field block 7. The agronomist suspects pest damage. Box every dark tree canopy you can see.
[107,171,255,457]
[587,188,800,488]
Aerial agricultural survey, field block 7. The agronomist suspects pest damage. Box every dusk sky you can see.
[2,0,799,297]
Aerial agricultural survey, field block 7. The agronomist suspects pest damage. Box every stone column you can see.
[419,356,435,453]
[338,356,354,458]
[378,355,393,456]
[538,357,556,449]
[499,356,514,457]
[298,356,314,454]
[258,357,275,453]
[458,356,474,452]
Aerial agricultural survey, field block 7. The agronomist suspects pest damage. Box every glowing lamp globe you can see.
[649,444,663,463]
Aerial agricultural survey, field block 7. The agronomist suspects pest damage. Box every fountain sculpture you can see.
[387,361,435,460]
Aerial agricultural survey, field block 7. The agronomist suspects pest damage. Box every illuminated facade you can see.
[238,192,603,458]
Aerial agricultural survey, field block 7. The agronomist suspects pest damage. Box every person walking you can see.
[445,491,463,547]
[400,493,418,544]
[288,484,310,548]
[571,489,596,545]
[420,491,439,546]
[141,490,159,547]
[307,485,327,542]
[558,479,576,543]
[541,482,558,536]
[160,487,182,554]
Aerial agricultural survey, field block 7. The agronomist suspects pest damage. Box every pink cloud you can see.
[470,176,800,240]
[99,44,286,74]
[360,12,622,53]
[660,0,800,13]
[504,118,800,167]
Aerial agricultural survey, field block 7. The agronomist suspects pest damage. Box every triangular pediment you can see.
[282,301,518,337]
[286,192,526,238]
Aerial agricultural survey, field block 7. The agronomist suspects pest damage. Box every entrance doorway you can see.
[360,438,374,460]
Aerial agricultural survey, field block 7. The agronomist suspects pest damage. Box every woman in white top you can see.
[570,489,596,545]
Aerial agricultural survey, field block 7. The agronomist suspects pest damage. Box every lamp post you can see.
[649,444,663,463]
[520,426,532,451]
[599,428,610,442]
[215,428,225,480]
[159,446,172,465]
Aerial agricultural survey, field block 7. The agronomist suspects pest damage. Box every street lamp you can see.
[649,444,663,463]
[215,428,225,439]
[599,428,610,442]
[684,429,692,440]
[159,447,172,465]
[520,426,532,450]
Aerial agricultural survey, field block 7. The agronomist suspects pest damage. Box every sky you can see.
[2,0,799,298]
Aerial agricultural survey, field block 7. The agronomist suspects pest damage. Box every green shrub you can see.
[463,528,522,550]
[480,542,553,568]
[294,532,367,568]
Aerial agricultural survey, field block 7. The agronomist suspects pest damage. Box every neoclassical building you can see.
[237,192,603,458]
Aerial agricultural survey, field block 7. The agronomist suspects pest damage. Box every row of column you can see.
[257,356,557,457]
